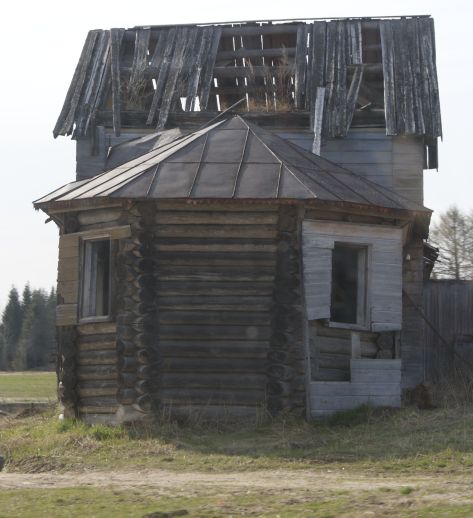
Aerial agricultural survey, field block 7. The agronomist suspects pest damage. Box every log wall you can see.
[151,203,280,418]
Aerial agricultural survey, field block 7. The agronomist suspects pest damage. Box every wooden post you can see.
[351,331,361,359]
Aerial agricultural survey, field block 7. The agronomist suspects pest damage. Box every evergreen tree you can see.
[1,287,23,369]
[0,324,5,370]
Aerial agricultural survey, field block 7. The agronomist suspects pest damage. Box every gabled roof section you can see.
[35,116,428,213]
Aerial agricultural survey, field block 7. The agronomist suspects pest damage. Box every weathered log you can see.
[160,373,267,389]
[160,388,265,405]
[267,364,294,381]
[77,365,118,381]
[117,388,138,404]
[133,393,153,413]
[117,356,138,372]
[118,372,137,388]
[135,379,152,395]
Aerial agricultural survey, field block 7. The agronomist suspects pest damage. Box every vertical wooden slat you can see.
[294,24,309,109]
[345,66,364,133]
[156,27,190,130]
[130,28,151,85]
[146,28,177,125]
[54,30,99,137]
[199,27,222,111]
[311,87,325,155]
[380,21,397,136]
[110,28,125,137]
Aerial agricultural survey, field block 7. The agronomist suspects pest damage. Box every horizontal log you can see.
[217,47,296,61]
[153,224,277,239]
[155,211,278,225]
[118,356,138,372]
[158,302,271,312]
[221,25,299,36]
[159,340,269,358]
[315,338,378,357]
[160,388,266,405]
[161,357,267,373]
[78,385,117,397]
[155,242,277,253]
[161,404,263,419]
[79,332,117,344]
[156,251,276,267]
[156,271,275,283]
[161,373,267,389]
[158,310,271,326]
[79,405,118,414]
[78,340,116,352]
[156,281,274,296]
[117,388,137,404]
[77,208,122,225]
[135,379,152,395]
[79,396,118,407]
[317,354,351,371]
[77,322,117,336]
[159,324,271,340]
[118,372,137,388]
[77,350,117,366]
[77,365,118,381]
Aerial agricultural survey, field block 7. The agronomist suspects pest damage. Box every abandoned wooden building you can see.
[34,16,442,424]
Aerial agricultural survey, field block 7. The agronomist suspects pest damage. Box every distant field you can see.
[0,372,56,401]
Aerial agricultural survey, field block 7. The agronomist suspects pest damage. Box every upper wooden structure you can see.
[53,16,441,169]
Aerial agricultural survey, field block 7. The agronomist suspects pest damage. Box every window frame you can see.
[78,236,114,323]
[328,242,371,331]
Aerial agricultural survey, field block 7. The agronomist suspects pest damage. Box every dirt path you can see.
[0,468,465,493]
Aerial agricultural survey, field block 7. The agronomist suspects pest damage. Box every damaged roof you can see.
[53,17,441,140]
[35,116,427,213]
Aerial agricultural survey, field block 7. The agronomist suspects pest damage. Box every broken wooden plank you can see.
[110,28,125,136]
[146,27,177,125]
[294,24,309,109]
[312,86,325,155]
[54,30,99,137]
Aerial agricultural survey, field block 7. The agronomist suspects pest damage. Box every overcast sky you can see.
[0,0,471,311]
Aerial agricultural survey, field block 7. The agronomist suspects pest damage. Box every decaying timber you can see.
[36,13,443,424]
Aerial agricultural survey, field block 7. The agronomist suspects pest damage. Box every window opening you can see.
[330,243,367,325]
[80,239,111,318]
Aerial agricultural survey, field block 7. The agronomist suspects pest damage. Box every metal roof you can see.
[35,116,427,212]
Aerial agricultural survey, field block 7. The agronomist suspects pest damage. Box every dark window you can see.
[80,239,111,318]
[330,243,366,325]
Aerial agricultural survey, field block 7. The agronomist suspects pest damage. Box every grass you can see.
[2,403,473,475]
[0,371,56,401]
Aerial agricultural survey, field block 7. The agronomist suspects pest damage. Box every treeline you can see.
[0,285,56,371]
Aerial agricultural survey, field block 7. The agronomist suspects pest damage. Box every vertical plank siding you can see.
[423,281,473,380]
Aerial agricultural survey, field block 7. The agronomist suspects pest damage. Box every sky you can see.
[0,0,471,311]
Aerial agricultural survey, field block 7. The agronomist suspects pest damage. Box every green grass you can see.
[1,486,473,517]
[3,405,473,516]
[2,404,473,475]
[0,371,56,401]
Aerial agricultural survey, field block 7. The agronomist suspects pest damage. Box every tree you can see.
[15,288,55,370]
[1,287,23,369]
[429,206,473,280]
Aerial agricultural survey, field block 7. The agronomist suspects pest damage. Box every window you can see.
[330,243,367,326]
[80,239,111,319]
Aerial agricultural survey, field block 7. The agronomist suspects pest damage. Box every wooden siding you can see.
[277,129,424,205]
[302,220,403,332]
[309,322,378,381]
[310,359,401,417]
[401,237,425,389]
[423,280,473,380]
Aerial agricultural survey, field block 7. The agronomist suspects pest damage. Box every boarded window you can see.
[80,239,111,318]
